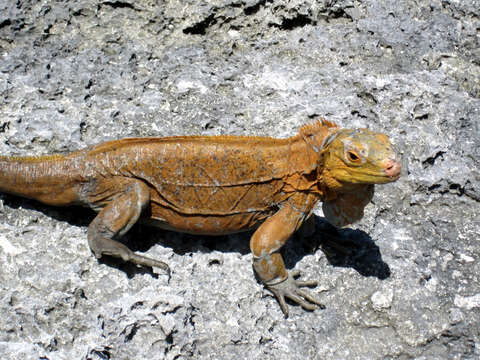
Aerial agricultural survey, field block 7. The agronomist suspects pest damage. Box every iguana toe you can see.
[267,271,324,317]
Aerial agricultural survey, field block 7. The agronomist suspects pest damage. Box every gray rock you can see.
[0,0,479,359]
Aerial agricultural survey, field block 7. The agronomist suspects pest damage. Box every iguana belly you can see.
[147,202,277,235]
[146,179,289,234]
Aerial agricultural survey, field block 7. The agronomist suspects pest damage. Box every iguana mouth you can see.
[370,174,400,183]
[387,172,401,180]
[346,169,400,182]
[355,158,401,182]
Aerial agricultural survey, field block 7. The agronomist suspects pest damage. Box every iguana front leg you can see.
[84,177,169,273]
[250,201,323,317]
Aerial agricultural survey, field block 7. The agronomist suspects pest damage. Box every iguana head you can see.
[322,128,401,185]
[298,120,401,227]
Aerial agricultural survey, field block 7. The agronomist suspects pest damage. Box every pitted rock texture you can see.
[0,0,479,359]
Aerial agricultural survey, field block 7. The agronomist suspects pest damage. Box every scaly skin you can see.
[0,119,401,316]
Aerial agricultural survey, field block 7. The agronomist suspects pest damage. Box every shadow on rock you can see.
[1,194,95,227]
[284,215,391,280]
[131,222,252,257]
[1,196,389,280]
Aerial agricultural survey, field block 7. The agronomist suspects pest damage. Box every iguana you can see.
[0,119,401,316]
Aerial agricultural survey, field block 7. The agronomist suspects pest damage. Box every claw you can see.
[129,253,171,281]
[291,269,301,277]
[276,291,289,317]
[296,280,318,287]
[266,271,324,317]
[297,289,325,308]
[285,292,317,311]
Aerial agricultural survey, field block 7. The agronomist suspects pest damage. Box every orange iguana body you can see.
[0,119,401,316]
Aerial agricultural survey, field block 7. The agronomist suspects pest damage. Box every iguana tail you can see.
[0,154,85,206]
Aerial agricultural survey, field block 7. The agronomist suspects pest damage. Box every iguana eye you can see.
[346,151,361,163]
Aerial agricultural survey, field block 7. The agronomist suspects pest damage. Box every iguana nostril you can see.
[384,159,401,177]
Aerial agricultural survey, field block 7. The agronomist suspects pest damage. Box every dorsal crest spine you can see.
[298,118,338,138]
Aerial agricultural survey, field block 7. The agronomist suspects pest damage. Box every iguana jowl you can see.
[0,119,401,316]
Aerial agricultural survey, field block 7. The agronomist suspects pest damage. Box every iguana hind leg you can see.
[85,177,169,272]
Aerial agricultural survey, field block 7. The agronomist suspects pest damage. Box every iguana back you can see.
[80,135,312,216]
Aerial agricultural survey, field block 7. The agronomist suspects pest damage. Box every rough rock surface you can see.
[0,0,479,359]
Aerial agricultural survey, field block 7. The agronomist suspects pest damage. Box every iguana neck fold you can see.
[281,123,343,200]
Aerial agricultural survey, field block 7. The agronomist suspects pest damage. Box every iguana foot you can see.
[126,252,171,275]
[266,270,324,317]
[91,235,170,276]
